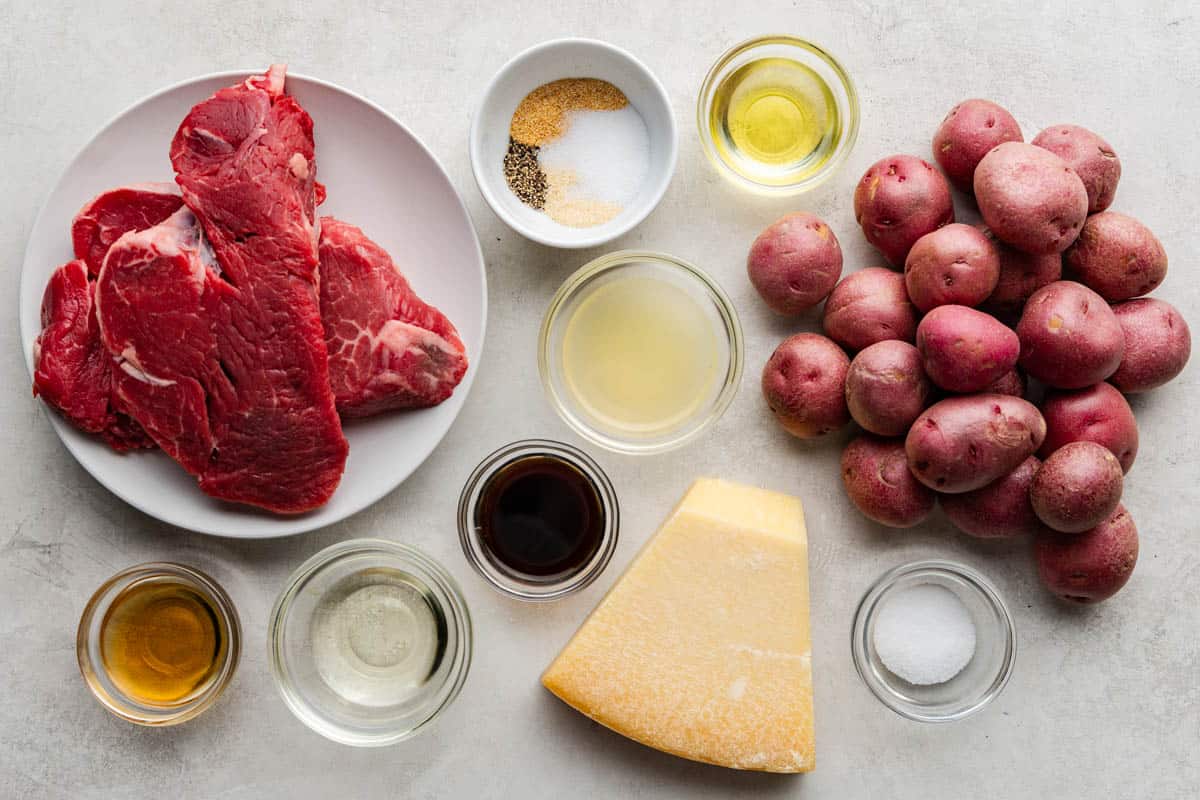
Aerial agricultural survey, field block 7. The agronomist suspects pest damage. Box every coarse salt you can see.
[873,583,976,686]
[538,105,649,207]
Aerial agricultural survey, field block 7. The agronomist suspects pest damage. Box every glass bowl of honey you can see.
[698,35,859,194]
[539,251,743,454]
[459,439,619,601]
[76,562,241,726]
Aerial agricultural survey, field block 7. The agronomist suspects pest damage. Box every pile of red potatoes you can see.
[753,99,1191,604]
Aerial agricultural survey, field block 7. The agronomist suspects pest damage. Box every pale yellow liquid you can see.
[709,57,840,186]
[561,275,721,434]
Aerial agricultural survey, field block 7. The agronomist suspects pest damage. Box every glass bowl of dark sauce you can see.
[458,439,619,601]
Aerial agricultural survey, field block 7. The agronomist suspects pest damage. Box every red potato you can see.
[1030,442,1124,533]
[853,155,954,267]
[980,226,1063,317]
[982,368,1026,398]
[822,268,919,351]
[941,456,1043,538]
[932,99,1023,192]
[905,394,1046,493]
[762,333,851,439]
[747,212,843,315]
[904,223,1001,311]
[1064,211,1168,301]
[916,305,1019,393]
[841,435,936,528]
[1110,298,1192,393]
[844,341,931,436]
[1031,124,1121,213]
[1040,382,1139,473]
[1016,281,1124,388]
[973,142,1089,255]
[1035,504,1138,603]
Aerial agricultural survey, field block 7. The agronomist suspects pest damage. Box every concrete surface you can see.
[2,1,1197,798]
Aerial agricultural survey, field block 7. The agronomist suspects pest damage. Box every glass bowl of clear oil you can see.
[540,251,743,454]
[698,36,859,194]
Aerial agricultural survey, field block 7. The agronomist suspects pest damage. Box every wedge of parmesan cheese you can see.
[542,478,814,773]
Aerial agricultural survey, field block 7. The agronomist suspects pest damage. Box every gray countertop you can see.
[2,1,1197,797]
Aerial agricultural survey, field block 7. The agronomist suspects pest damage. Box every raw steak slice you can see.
[32,260,153,451]
[71,183,184,275]
[318,217,468,417]
[94,66,347,513]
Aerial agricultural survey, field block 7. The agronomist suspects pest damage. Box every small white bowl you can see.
[470,38,677,249]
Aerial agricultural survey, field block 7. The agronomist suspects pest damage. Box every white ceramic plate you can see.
[19,70,487,538]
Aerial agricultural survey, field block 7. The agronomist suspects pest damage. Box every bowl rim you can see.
[469,37,678,249]
[267,538,473,746]
[850,559,1017,723]
[76,562,242,726]
[537,250,744,454]
[696,34,860,195]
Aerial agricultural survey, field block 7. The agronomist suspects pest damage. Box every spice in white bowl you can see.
[504,78,649,228]
[872,583,976,685]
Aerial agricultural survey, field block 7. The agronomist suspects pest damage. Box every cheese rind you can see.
[542,478,814,773]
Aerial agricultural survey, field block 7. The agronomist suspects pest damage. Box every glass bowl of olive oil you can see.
[76,563,241,726]
[698,36,859,194]
[540,251,743,454]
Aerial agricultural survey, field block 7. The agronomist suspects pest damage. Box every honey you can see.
[99,579,227,705]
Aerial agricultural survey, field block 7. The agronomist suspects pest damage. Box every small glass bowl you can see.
[851,560,1016,723]
[539,251,743,455]
[459,439,619,601]
[268,539,472,747]
[697,35,859,194]
[76,562,241,726]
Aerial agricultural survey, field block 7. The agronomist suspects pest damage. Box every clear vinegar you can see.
[708,57,841,186]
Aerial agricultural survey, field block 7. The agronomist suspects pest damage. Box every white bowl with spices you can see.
[470,38,677,249]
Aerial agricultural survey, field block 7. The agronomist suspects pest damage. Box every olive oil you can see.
[561,274,721,435]
[708,57,841,187]
[99,579,227,705]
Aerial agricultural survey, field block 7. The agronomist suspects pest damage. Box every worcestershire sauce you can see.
[476,455,604,577]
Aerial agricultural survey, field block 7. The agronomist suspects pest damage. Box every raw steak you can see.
[71,183,184,274]
[318,217,468,416]
[95,66,347,513]
[32,259,153,451]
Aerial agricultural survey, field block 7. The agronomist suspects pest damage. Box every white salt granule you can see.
[873,583,976,686]
[538,105,650,206]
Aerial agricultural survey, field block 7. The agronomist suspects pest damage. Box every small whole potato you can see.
[1030,441,1124,533]
[905,394,1046,493]
[747,212,843,315]
[822,268,919,351]
[1064,211,1168,301]
[932,98,1023,192]
[854,155,954,267]
[974,142,1089,254]
[1016,281,1124,388]
[904,223,1001,311]
[980,226,1063,317]
[1110,298,1192,393]
[845,340,931,436]
[1040,382,1139,473]
[941,456,1043,538]
[916,305,1019,392]
[1032,124,1121,213]
[982,368,1026,397]
[841,434,936,528]
[762,333,851,439]
[1035,504,1138,603]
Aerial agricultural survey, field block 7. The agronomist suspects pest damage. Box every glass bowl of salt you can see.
[851,560,1016,723]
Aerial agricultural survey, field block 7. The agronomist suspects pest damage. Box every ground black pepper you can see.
[503,138,547,209]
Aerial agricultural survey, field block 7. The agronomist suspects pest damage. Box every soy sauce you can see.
[475,455,605,578]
